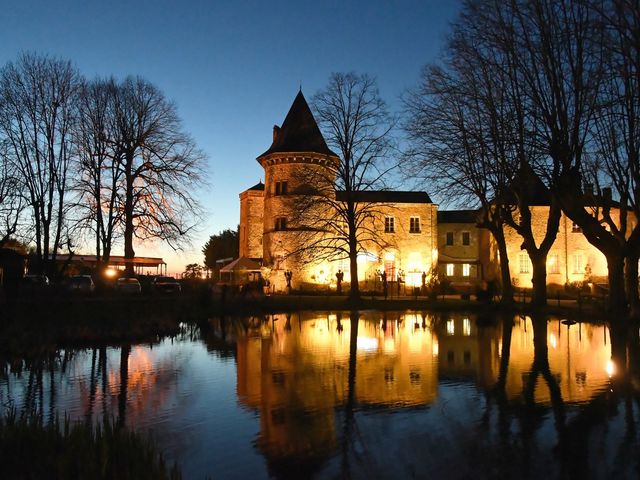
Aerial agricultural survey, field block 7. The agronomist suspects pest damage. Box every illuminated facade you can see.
[239,91,438,292]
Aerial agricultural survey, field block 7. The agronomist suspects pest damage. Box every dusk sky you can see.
[2,0,461,274]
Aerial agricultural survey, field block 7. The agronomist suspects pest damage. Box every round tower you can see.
[256,91,339,291]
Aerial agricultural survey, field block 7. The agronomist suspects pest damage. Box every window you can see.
[384,216,395,233]
[446,319,455,336]
[572,222,581,233]
[446,263,454,276]
[519,253,530,274]
[275,217,287,231]
[462,231,470,246]
[275,181,288,195]
[384,259,396,281]
[463,318,471,336]
[409,217,421,233]
[573,253,583,274]
[446,232,454,246]
[548,253,560,274]
[462,264,471,277]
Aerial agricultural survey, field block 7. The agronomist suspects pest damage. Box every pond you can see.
[1,311,638,479]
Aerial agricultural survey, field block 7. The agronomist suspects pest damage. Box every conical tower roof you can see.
[257,91,338,158]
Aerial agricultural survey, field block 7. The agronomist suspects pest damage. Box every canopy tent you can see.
[219,257,262,285]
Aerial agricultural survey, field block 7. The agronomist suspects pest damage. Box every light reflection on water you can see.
[1,311,638,479]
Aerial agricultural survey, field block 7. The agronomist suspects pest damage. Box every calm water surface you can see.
[1,311,639,479]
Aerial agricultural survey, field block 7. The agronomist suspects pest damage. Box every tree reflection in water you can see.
[2,314,640,478]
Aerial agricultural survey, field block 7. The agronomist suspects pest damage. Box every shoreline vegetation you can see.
[0,411,181,480]
[0,288,615,340]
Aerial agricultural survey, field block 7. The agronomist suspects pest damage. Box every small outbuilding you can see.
[219,257,262,286]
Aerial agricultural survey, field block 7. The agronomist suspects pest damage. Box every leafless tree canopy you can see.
[0,53,79,274]
[405,0,640,314]
[290,73,397,299]
[0,53,207,276]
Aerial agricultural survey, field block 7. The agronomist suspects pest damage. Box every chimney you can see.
[273,125,280,142]
[602,187,612,202]
[584,183,593,195]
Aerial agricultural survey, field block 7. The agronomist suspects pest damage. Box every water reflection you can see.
[1,314,639,478]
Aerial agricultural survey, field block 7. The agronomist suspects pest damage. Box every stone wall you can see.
[503,206,615,288]
[437,222,484,286]
[239,189,264,259]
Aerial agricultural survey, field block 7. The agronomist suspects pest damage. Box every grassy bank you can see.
[0,412,180,480]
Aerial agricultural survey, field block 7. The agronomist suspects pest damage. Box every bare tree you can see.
[0,53,80,275]
[74,77,123,270]
[498,0,632,314]
[589,0,640,315]
[292,73,396,301]
[111,77,206,276]
[404,48,525,304]
[0,139,25,246]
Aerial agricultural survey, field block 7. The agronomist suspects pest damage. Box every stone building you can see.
[504,207,623,289]
[436,210,490,289]
[238,91,438,292]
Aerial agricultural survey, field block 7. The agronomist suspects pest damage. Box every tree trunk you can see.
[348,246,360,302]
[123,153,135,277]
[348,206,360,302]
[607,254,628,317]
[530,252,548,307]
[625,252,639,319]
[492,227,514,305]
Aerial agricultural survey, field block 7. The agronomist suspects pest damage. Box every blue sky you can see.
[1,0,460,274]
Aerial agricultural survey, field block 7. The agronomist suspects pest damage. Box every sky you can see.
[1,0,461,275]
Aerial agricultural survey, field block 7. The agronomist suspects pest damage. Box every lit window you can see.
[409,217,421,233]
[573,253,583,274]
[447,319,455,336]
[385,216,395,233]
[446,232,454,245]
[446,264,454,276]
[462,231,470,246]
[463,318,471,336]
[462,264,471,277]
[548,253,560,274]
[275,217,287,231]
[519,253,530,274]
[384,258,396,281]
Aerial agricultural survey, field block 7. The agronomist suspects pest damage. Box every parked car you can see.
[66,275,95,294]
[152,276,181,294]
[20,274,50,293]
[115,277,141,294]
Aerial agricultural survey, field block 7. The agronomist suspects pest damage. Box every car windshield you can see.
[156,277,177,283]
[118,278,139,284]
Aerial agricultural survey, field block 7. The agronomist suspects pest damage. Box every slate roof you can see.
[257,91,338,158]
[336,190,433,204]
[497,164,552,206]
[437,210,480,224]
[247,181,264,191]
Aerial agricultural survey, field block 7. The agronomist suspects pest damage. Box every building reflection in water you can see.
[210,312,613,475]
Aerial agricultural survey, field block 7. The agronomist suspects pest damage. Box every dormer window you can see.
[275,181,288,195]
